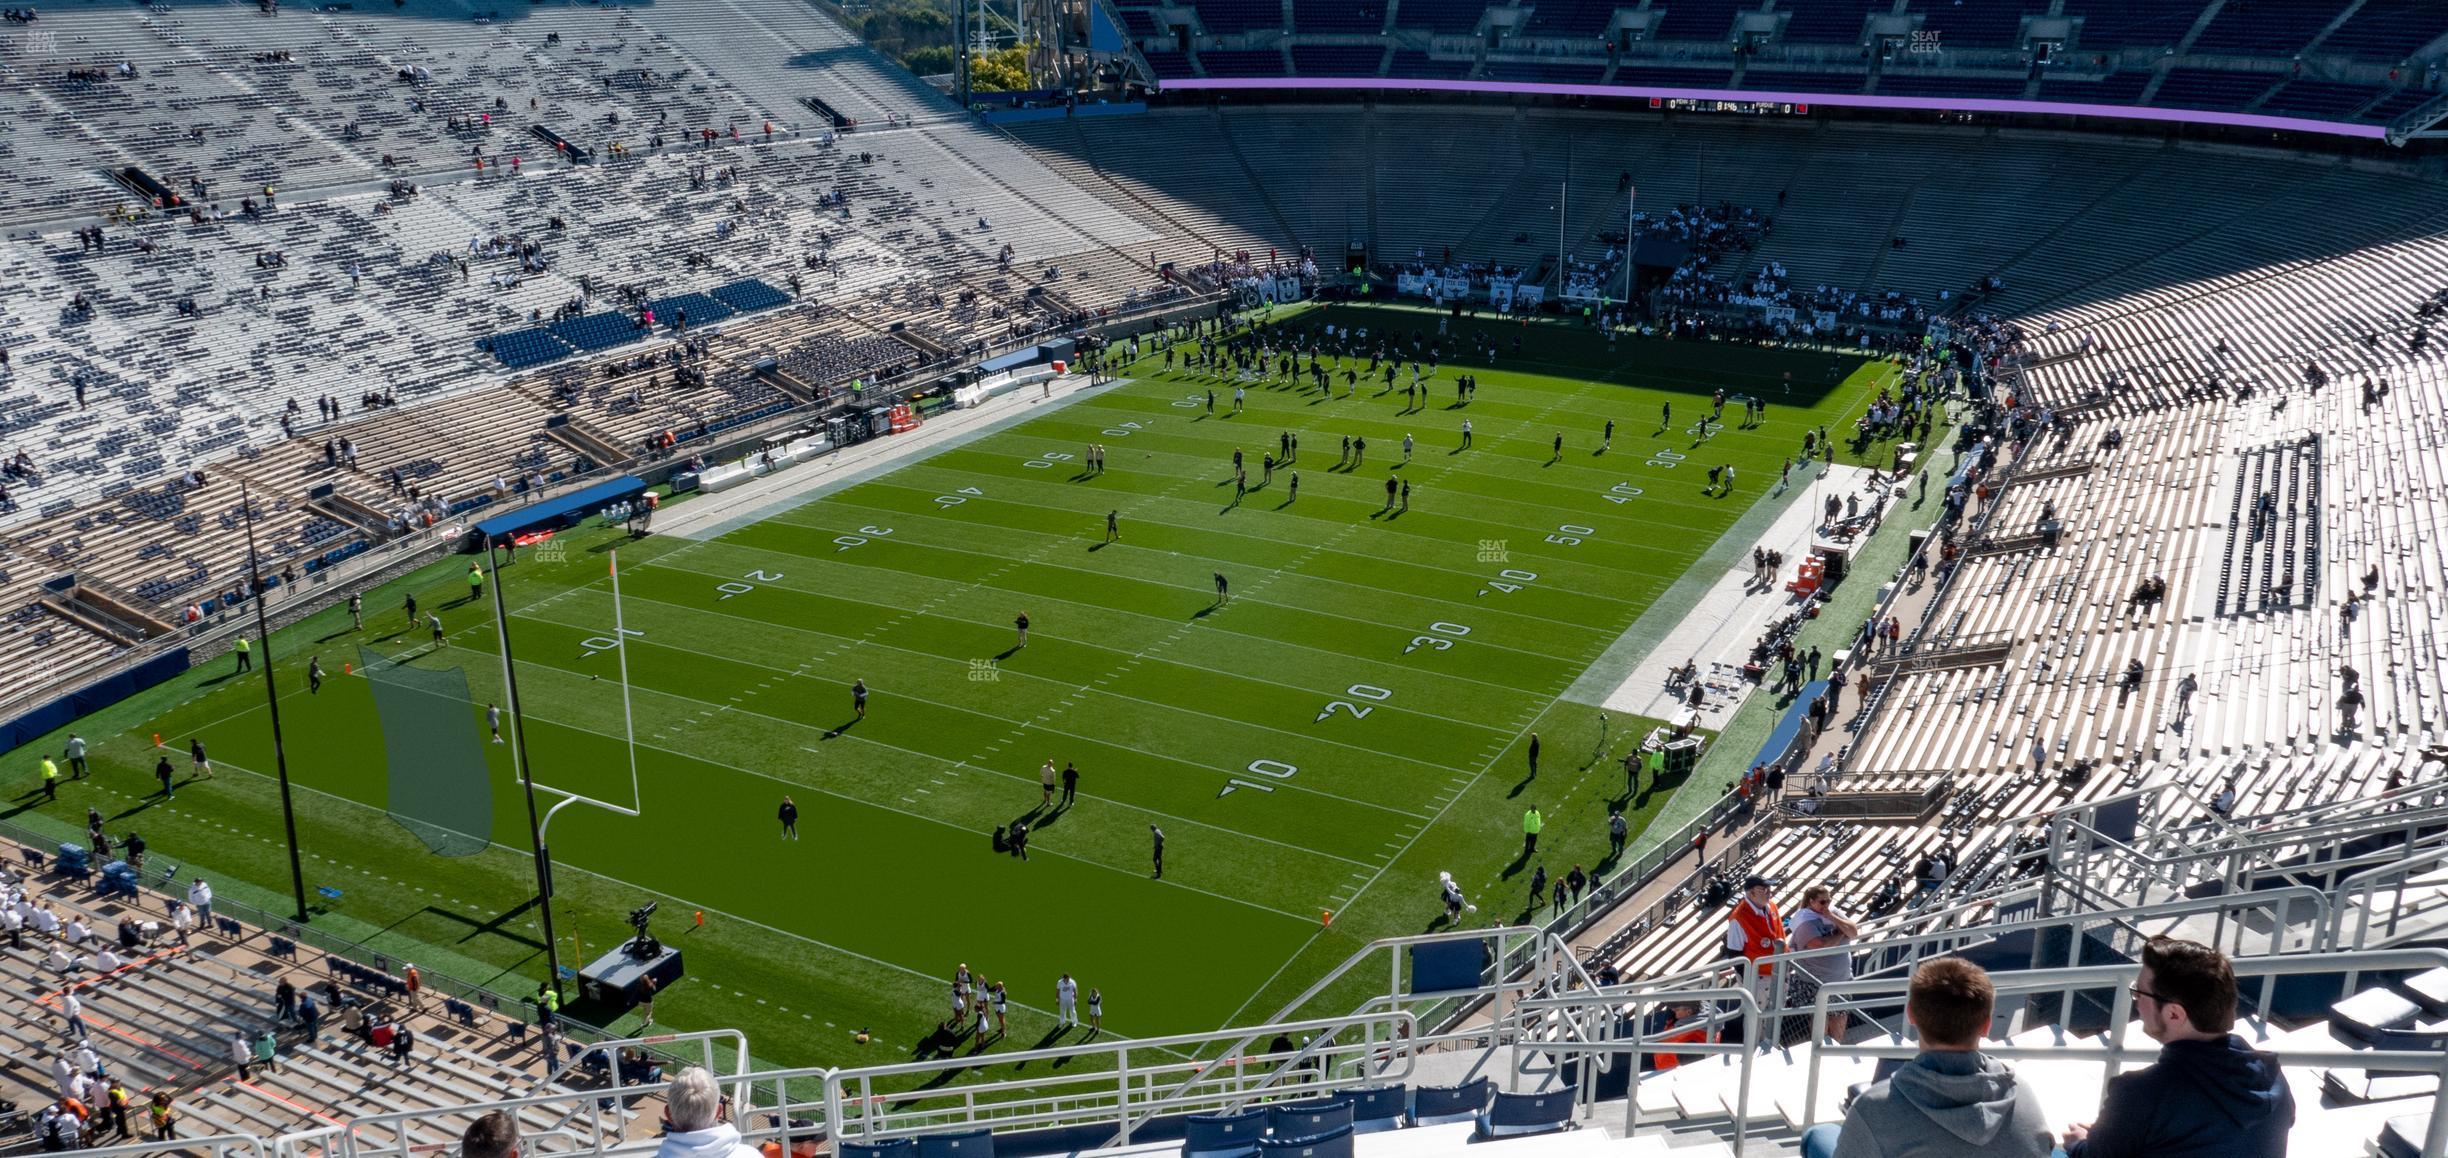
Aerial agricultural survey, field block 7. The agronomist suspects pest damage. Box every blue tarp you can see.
[473,475,646,541]
[1751,679,1828,772]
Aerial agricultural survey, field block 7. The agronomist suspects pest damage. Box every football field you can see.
[17,304,1907,1069]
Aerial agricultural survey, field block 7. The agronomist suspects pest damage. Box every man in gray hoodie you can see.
[1803,958,2057,1158]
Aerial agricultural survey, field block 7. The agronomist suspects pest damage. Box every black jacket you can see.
[2067,1034,2294,1158]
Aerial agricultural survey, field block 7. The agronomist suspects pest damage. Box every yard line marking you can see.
[653,543,1603,670]
[518,598,1457,813]
[492,658,1394,868]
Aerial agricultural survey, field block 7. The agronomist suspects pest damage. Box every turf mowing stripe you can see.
[593,554,1517,768]
[599,548,1556,711]
[777,476,1667,600]
[867,452,1723,580]
[710,523,1623,662]
[745,500,1636,640]
[485,612,1439,846]
[512,592,1479,827]
[135,747,1210,1049]
[783,477,1672,612]
[528,587,1520,775]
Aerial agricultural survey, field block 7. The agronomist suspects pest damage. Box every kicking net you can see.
[359,646,494,857]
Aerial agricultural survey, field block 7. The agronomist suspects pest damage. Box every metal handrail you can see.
[565,1028,753,1086]
[48,1134,268,1158]
[1515,983,1766,1155]
[818,1011,1419,1143]
[2332,841,2448,959]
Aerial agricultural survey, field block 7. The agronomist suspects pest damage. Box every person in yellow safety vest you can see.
[39,756,59,801]
[232,635,251,673]
[466,562,484,605]
[1522,805,1543,857]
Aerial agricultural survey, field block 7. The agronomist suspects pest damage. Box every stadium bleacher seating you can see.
[10,2,2448,1152]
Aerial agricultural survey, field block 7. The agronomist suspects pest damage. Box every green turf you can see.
[4,304,1918,1074]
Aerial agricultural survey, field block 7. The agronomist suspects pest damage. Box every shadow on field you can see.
[446,896,553,952]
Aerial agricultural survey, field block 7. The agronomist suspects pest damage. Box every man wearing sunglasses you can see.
[2065,937,2293,1157]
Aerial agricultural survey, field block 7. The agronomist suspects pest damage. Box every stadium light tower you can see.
[237,482,312,923]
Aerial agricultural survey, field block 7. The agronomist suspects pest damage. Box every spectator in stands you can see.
[58,988,86,1040]
[1800,958,2055,1158]
[2063,938,2293,1158]
[1646,1001,1709,1071]
[147,1092,176,1142]
[462,1111,520,1158]
[1790,886,1859,1041]
[1724,875,1784,1009]
[657,1067,761,1158]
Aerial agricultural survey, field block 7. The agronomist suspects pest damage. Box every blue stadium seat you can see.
[2258,79,2386,118]
[1201,50,1285,78]
[1393,0,1489,32]
[841,1138,917,1158]
[914,1128,993,1158]
[483,328,574,369]
[1255,1126,1351,1158]
[1142,51,1197,79]
[1386,51,1470,78]
[1192,0,1280,32]
[2190,0,2348,55]
[2152,68,2279,110]
[1290,46,1383,76]
[1476,1089,1574,1139]
[551,312,650,352]
[1778,0,1884,43]
[1344,1085,1407,1133]
[1409,1079,1489,1126]
[1265,1099,1351,1138]
[1292,0,1382,34]
[711,280,792,313]
[649,294,736,328]
[1652,0,1746,42]
[2323,0,2440,62]
[1875,73,2030,99]
[1182,1108,1266,1158]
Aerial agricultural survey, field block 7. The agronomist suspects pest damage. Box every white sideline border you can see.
[652,373,1132,541]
